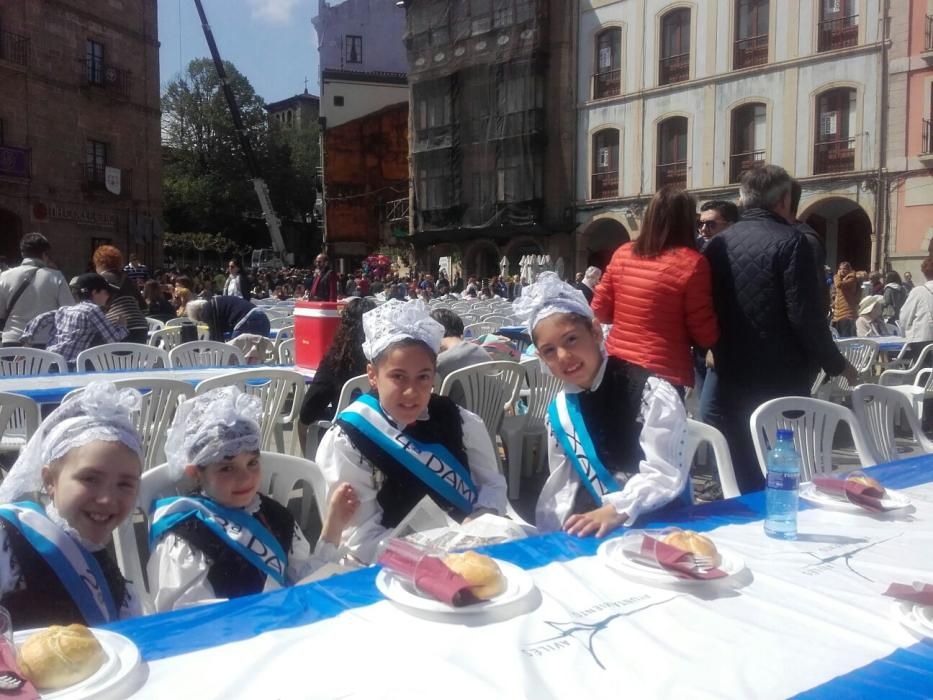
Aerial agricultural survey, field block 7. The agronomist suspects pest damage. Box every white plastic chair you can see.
[684,419,740,500]
[145,317,165,332]
[196,368,305,453]
[851,383,933,464]
[168,341,246,369]
[440,361,524,470]
[749,396,876,482]
[274,324,295,348]
[0,392,41,457]
[463,322,497,339]
[112,451,330,606]
[76,343,168,372]
[269,316,293,331]
[305,374,371,460]
[150,325,210,350]
[499,358,563,499]
[0,347,68,376]
[264,308,291,320]
[879,344,933,420]
[164,317,192,328]
[480,314,513,329]
[277,337,296,365]
[812,338,880,401]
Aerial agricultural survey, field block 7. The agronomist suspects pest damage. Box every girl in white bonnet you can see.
[0,382,145,628]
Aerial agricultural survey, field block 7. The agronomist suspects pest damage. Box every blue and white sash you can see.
[149,496,288,587]
[0,502,118,625]
[549,392,622,505]
[336,394,478,514]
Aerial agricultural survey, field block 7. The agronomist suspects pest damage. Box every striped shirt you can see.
[23,301,128,362]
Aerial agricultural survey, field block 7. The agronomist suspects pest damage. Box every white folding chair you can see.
[0,392,41,458]
[145,317,165,332]
[76,343,169,372]
[305,374,371,460]
[685,419,740,500]
[812,338,879,401]
[440,361,524,470]
[851,383,933,464]
[196,368,305,453]
[168,341,246,368]
[277,338,296,365]
[499,358,563,499]
[749,396,876,482]
[0,347,68,376]
[113,451,329,607]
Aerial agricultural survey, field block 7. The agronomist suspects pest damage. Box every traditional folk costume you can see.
[512,273,691,532]
[0,382,144,628]
[316,299,507,565]
[147,387,339,613]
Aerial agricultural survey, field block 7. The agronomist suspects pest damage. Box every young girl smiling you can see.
[0,382,144,628]
[316,299,507,565]
[147,387,359,612]
[514,273,690,538]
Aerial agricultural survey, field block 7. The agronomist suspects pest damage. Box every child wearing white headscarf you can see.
[513,273,689,537]
[146,387,359,612]
[316,299,507,565]
[0,382,145,628]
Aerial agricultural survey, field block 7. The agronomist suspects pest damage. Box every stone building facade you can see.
[0,0,161,275]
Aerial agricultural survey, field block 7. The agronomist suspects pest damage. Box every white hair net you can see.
[512,272,595,332]
[163,386,263,479]
[361,299,444,361]
[0,382,143,503]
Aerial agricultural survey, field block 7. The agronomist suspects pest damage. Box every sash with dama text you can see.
[149,496,287,586]
[336,393,478,514]
[0,501,118,625]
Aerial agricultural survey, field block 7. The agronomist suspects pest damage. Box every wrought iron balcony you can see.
[0,29,29,67]
[656,161,687,189]
[591,171,619,200]
[922,118,932,155]
[814,138,855,174]
[659,53,689,85]
[0,145,31,178]
[818,15,858,52]
[592,69,621,99]
[84,59,132,98]
[83,163,132,196]
[386,196,410,223]
[926,15,933,52]
[734,34,768,69]
[729,149,765,183]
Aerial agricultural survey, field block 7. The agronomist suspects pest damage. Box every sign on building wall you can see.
[105,166,122,195]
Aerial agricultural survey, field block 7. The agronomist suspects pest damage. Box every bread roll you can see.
[18,625,105,690]
[849,475,885,495]
[662,530,722,567]
[444,551,506,600]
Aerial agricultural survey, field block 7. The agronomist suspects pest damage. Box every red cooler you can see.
[294,300,344,369]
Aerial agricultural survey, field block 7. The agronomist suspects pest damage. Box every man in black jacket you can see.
[704,165,857,493]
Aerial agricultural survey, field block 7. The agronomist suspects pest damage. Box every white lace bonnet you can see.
[0,381,143,503]
[163,386,263,479]
[361,299,445,361]
[512,271,595,332]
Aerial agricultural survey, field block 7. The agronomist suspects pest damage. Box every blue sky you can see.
[158,0,322,103]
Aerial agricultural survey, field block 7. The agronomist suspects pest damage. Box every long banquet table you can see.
[101,455,933,699]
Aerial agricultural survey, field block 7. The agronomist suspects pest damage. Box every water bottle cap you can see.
[776,429,794,441]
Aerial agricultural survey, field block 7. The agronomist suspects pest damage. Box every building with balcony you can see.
[576,0,886,274]
[0,0,161,272]
[399,0,578,280]
[885,0,933,279]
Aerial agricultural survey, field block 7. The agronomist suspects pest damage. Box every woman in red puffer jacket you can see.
[592,186,719,391]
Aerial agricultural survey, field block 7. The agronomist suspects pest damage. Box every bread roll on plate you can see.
[662,530,722,567]
[18,624,105,690]
[848,475,886,495]
[444,551,506,600]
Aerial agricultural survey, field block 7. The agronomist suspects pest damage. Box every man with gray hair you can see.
[703,165,856,493]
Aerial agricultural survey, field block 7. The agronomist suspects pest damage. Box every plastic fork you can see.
[691,555,716,572]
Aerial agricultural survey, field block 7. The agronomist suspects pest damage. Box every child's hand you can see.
[320,483,359,546]
[563,504,626,538]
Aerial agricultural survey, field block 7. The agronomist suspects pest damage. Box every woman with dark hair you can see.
[297,297,377,453]
[592,186,719,393]
[143,279,175,320]
[882,270,907,324]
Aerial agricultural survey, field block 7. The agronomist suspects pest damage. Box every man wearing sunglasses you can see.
[696,200,739,251]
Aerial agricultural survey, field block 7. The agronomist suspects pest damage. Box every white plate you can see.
[597,538,746,586]
[800,482,912,512]
[13,628,140,700]
[892,602,933,639]
[376,558,535,615]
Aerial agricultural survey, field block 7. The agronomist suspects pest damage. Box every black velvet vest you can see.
[166,494,295,599]
[337,394,471,528]
[569,356,652,514]
[0,520,129,629]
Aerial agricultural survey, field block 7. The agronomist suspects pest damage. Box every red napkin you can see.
[637,536,728,580]
[883,582,933,606]
[813,477,886,512]
[0,640,39,699]
[378,540,481,607]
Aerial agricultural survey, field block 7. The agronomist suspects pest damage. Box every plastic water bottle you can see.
[764,429,801,540]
